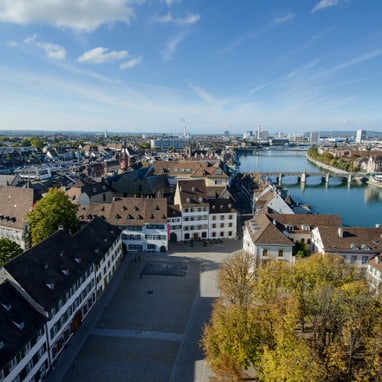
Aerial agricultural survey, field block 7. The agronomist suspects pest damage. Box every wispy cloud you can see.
[162,33,187,60]
[78,47,128,64]
[190,83,215,103]
[0,0,137,32]
[316,48,382,77]
[120,55,143,69]
[156,12,200,25]
[286,59,319,79]
[24,34,66,60]
[312,0,347,13]
[273,13,294,25]
[5,40,18,47]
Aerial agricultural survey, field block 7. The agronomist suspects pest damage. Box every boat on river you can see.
[368,174,382,189]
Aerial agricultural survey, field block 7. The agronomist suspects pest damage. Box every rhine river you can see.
[239,149,382,228]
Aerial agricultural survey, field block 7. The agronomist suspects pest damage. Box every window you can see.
[307,239,311,245]
[229,215,233,220]
[262,249,268,257]
[212,216,216,221]
[185,233,190,240]
[351,255,357,264]
[362,256,369,264]
[278,250,284,257]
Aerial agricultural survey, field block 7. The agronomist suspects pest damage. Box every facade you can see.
[311,226,382,267]
[174,179,209,241]
[366,254,382,292]
[208,199,237,240]
[0,186,40,250]
[0,218,122,382]
[150,137,187,151]
[356,129,366,144]
[243,213,295,265]
[0,282,48,382]
[64,180,113,206]
[167,205,182,243]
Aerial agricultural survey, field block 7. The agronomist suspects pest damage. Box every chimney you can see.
[338,228,343,238]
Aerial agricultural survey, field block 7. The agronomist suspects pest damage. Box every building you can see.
[310,131,320,144]
[356,129,366,144]
[0,218,122,381]
[0,281,48,382]
[243,213,295,265]
[77,198,169,253]
[311,226,382,267]
[366,254,382,292]
[0,186,41,249]
[173,179,238,241]
[64,180,113,206]
[174,179,209,241]
[243,213,342,265]
[150,137,187,151]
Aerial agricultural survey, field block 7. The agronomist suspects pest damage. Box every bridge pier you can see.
[348,174,352,184]
[325,173,330,184]
[300,171,307,183]
[278,173,282,186]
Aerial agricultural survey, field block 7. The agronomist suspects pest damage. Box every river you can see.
[238,150,382,228]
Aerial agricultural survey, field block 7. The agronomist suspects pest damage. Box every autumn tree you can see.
[0,238,22,265]
[27,188,78,246]
[202,253,382,381]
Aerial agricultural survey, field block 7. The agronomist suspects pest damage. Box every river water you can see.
[239,150,382,228]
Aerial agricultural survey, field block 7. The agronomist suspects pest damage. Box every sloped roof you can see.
[245,213,294,246]
[4,230,91,310]
[267,213,342,232]
[0,186,40,230]
[316,226,382,254]
[77,198,168,227]
[177,179,209,207]
[0,281,47,370]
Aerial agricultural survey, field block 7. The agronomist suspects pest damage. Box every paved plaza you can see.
[46,239,242,382]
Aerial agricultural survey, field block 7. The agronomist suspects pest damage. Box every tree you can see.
[27,188,78,246]
[0,238,22,265]
[202,253,382,381]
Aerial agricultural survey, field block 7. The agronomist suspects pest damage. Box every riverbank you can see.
[306,153,351,175]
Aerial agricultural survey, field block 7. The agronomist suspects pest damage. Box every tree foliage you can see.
[0,238,22,265]
[202,253,382,381]
[27,188,78,246]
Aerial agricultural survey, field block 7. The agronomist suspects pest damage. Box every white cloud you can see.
[165,0,181,6]
[120,55,143,69]
[312,0,347,13]
[190,84,215,103]
[24,34,66,60]
[162,33,186,60]
[0,0,137,32]
[156,12,200,25]
[78,47,128,64]
[273,13,294,25]
[6,40,18,47]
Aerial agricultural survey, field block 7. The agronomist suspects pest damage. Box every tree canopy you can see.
[27,188,78,246]
[201,253,382,381]
[0,238,22,266]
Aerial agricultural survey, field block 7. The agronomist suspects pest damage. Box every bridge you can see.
[257,171,369,186]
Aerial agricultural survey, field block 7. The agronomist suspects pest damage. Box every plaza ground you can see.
[46,239,242,382]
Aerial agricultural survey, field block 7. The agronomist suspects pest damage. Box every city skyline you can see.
[1,0,382,134]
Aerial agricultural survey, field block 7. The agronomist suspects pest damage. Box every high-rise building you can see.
[356,129,366,144]
[310,131,320,144]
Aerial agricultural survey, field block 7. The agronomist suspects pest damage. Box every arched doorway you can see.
[170,232,177,242]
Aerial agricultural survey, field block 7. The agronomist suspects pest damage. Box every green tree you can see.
[27,188,78,246]
[30,138,44,149]
[0,238,22,265]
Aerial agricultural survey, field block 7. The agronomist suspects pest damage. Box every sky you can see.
[1,0,382,135]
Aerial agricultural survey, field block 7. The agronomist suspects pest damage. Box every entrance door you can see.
[193,233,198,241]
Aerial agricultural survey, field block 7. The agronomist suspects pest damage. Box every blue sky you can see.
[1,0,382,135]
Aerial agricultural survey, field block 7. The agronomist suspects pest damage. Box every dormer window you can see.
[186,197,191,203]
[199,197,204,203]
[61,269,69,276]
[46,282,55,290]
[1,303,11,311]
[74,257,81,264]
[12,321,25,330]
